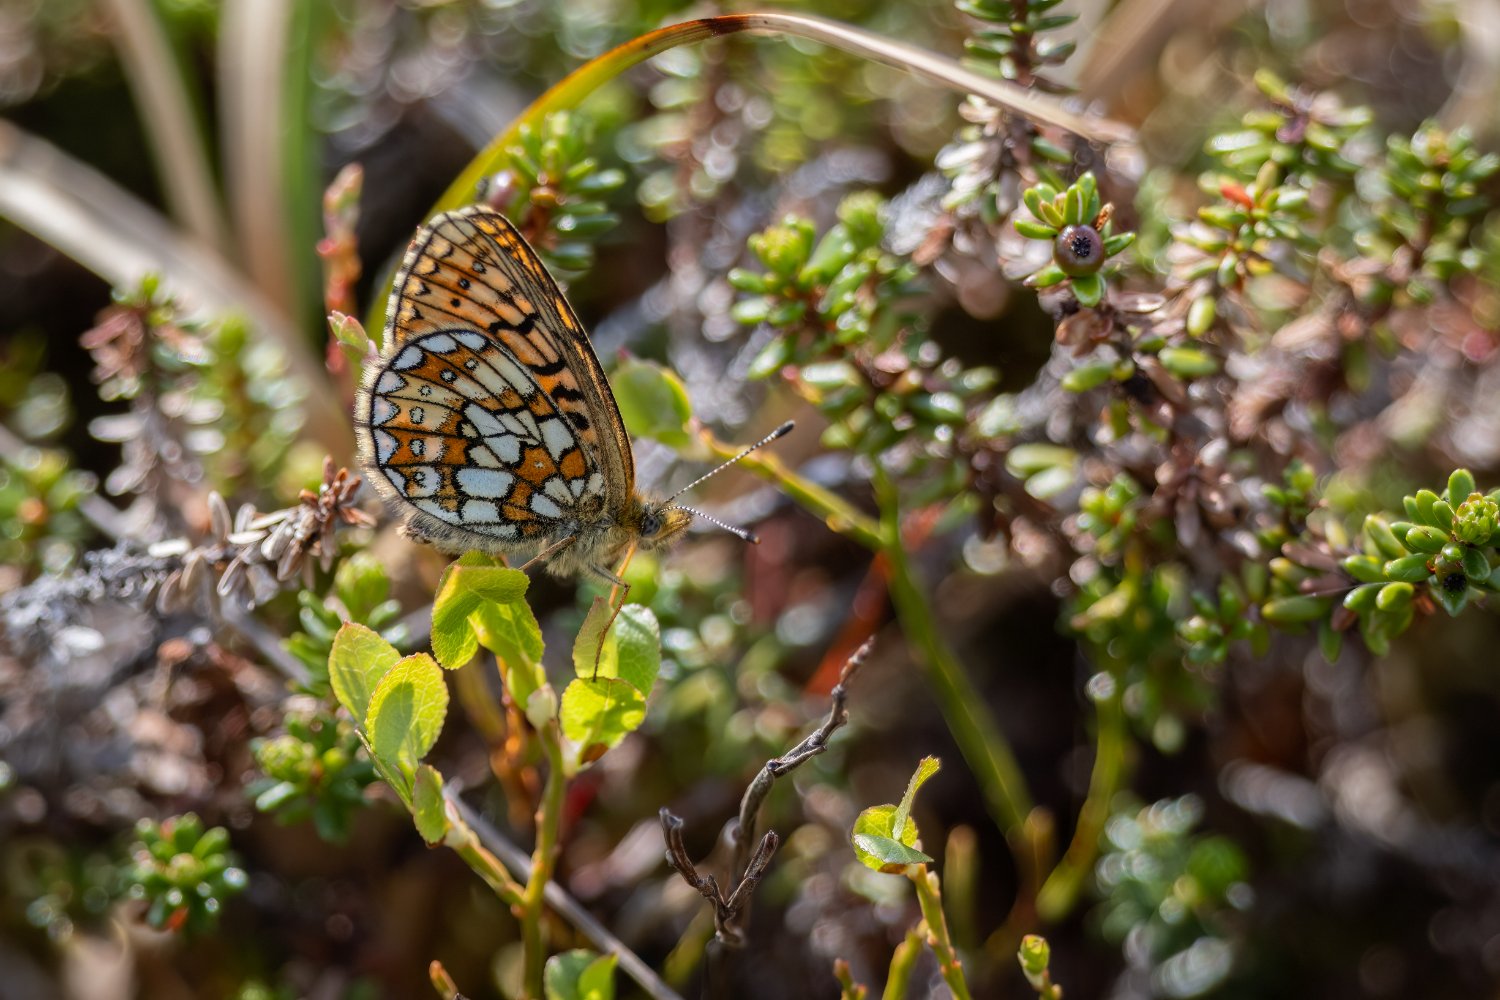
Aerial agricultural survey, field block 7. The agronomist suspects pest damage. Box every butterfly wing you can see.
[361,328,606,546]
[382,206,634,502]
[356,207,629,551]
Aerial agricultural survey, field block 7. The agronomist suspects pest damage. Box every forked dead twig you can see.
[660,636,873,958]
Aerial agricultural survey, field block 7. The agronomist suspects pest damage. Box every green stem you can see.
[521,724,569,998]
[448,823,526,909]
[874,468,1044,877]
[910,868,973,1000]
[1035,686,1127,921]
[881,926,924,1000]
[698,427,882,549]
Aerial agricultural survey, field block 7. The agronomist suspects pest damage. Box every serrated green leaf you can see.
[367,653,448,782]
[560,678,646,764]
[431,560,530,670]
[412,765,448,844]
[573,597,615,679]
[612,605,660,695]
[571,603,659,695]
[473,599,546,707]
[329,623,400,728]
[611,357,693,447]
[851,832,933,872]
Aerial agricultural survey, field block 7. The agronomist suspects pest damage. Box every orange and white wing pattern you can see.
[382,206,634,502]
[363,329,605,543]
[356,206,628,550]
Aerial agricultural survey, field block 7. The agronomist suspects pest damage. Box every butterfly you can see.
[355,205,789,592]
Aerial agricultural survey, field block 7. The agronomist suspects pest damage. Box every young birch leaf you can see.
[472,599,546,707]
[329,622,400,728]
[560,677,645,765]
[892,756,941,841]
[851,757,941,873]
[612,605,660,696]
[544,949,617,1000]
[412,764,449,844]
[851,805,933,873]
[851,830,934,872]
[431,558,530,669]
[573,597,618,679]
[367,653,449,784]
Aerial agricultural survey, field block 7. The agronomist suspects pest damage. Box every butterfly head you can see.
[636,501,694,550]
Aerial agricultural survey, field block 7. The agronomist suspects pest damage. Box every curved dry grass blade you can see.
[0,121,350,457]
[99,0,230,254]
[219,0,298,314]
[366,11,1134,337]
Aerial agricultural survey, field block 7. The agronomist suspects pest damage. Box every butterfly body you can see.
[356,207,691,583]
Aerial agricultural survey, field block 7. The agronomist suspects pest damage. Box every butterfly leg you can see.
[582,563,631,681]
[519,534,578,572]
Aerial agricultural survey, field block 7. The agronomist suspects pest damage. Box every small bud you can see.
[1019,934,1052,983]
[1454,494,1498,546]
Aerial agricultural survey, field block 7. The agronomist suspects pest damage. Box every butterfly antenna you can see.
[673,505,761,544]
[664,421,795,505]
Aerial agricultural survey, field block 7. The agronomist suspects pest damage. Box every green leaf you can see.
[1061,361,1114,393]
[572,597,615,680]
[1014,218,1057,240]
[1006,443,1076,476]
[329,623,400,728]
[851,831,933,872]
[472,599,546,706]
[892,756,940,841]
[544,949,617,1000]
[1186,295,1217,337]
[1375,581,1414,611]
[1383,553,1432,583]
[612,605,660,695]
[1448,468,1478,502]
[560,678,646,765]
[367,653,449,783]
[746,336,792,380]
[431,559,530,670]
[1071,273,1105,307]
[1158,346,1219,379]
[412,765,449,844]
[1341,555,1387,583]
[611,357,693,448]
[1403,525,1447,553]
[571,601,661,696]
[1260,595,1330,624]
[1364,516,1407,560]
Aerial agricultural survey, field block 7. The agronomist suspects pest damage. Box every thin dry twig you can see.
[445,792,686,1000]
[660,810,778,948]
[732,635,874,876]
[661,636,873,957]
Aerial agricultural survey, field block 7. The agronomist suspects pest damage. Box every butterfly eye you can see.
[641,511,661,537]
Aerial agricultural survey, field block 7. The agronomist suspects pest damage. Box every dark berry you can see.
[1054,224,1105,277]
[1442,572,1467,594]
